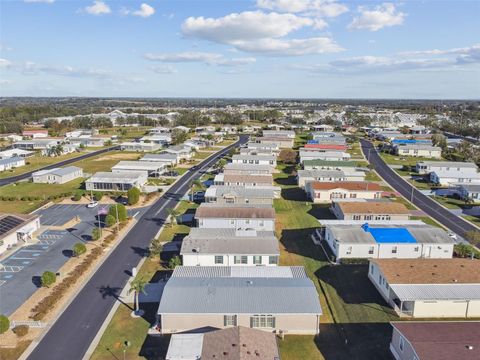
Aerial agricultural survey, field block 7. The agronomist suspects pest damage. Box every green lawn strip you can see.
[410,216,445,228]
[432,195,466,210]
[379,153,441,166]
[193,151,211,160]
[0,152,87,179]
[157,200,198,243]
[71,151,141,174]
[171,167,189,175]
[90,303,168,360]
[278,335,323,360]
[0,200,47,214]
[461,214,480,226]
[0,177,84,199]
[364,170,381,182]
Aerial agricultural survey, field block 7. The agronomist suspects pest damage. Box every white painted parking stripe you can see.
[10,257,35,260]
[20,249,45,252]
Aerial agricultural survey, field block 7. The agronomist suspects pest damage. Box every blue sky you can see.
[1,0,479,98]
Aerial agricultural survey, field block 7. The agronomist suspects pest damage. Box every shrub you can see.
[73,190,82,201]
[0,315,9,334]
[41,271,56,288]
[73,243,87,257]
[13,325,29,337]
[127,187,140,205]
[108,204,127,222]
[339,258,370,265]
[91,227,101,241]
[168,255,182,269]
[278,149,297,164]
[93,191,103,201]
[105,214,116,228]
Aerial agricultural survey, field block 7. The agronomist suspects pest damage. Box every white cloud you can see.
[151,65,178,74]
[133,3,155,18]
[400,44,480,64]
[182,11,313,43]
[348,3,405,31]
[181,10,343,56]
[256,0,348,17]
[144,52,256,66]
[0,79,12,85]
[24,0,55,3]
[84,1,111,16]
[0,58,12,68]
[234,37,343,56]
[312,18,328,30]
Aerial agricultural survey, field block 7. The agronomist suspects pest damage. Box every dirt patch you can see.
[92,153,139,161]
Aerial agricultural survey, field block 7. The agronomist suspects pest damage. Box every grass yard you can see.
[90,303,169,360]
[157,200,198,242]
[0,200,47,214]
[432,195,466,209]
[0,151,86,179]
[379,152,441,166]
[193,151,211,160]
[99,126,150,140]
[71,151,141,174]
[364,170,381,182]
[0,177,84,199]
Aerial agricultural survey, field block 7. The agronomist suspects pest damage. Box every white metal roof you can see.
[391,284,480,301]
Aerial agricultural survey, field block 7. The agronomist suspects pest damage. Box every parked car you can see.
[191,191,205,202]
[86,201,98,208]
[164,171,179,177]
[116,196,128,205]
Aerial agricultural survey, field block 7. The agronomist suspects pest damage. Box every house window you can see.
[245,219,250,225]
[392,246,398,254]
[224,315,237,327]
[353,215,361,220]
[253,256,262,265]
[413,246,419,252]
[250,315,275,328]
[225,198,235,204]
[230,219,235,225]
[215,256,224,264]
[269,256,278,265]
[235,256,248,264]
[346,246,352,255]
[399,336,405,352]
[259,220,264,227]
[349,193,357,198]
[368,246,375,255]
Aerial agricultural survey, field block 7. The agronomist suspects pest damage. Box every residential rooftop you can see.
[391,321,480,360]
[371,258,480,284]
[309,181,382,191]
[205,185,275,199]
[32,166,82,177]
[336,201,410,214]
[303,159,358,167]
[195,203,275,219]
[158,266,322,315]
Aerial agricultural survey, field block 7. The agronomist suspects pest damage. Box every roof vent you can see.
[223,352,228,356]
[232,344,237,347]
[246,280,253,285]
[453,279,458,282]
[242,344,247,347]
[466,345,474,350]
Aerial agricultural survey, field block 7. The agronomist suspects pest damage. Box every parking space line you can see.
[10,257,35,260]
[20,249,45,252]
[0,281,5,286]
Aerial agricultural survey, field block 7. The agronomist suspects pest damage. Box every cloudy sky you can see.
[1,0,479,98]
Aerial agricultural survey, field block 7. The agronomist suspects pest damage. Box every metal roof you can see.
[205,186,275,199]
[87,171,145,182]
[232,154,276,161]
[417,161,478,169]
[391,284,480,301]
[172,266,307,278]
[303,159,357,167]
[0,157,24,165]
[180,233,279,255]
[33,166,82,177]
[297,169,348,178]
[158,267,321,315]
[112,161,166,171]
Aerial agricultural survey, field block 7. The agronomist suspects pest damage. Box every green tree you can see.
[91,227,101,241]
[215,158,227,170]
[278,149,297,164]
[168,255,182,269]
[93,191,103,201]
[127,187,141,205]
[108,204,128,222]
[128,277,148,315]
[0,315,9,334]
[105,214,116,228]
[104,140,112,146]
[190,179,203,201]
[171,128,189,145]
[166,208,180,226]
[465,230,480,248]
[72,242,87,257]
[41,271,56,288]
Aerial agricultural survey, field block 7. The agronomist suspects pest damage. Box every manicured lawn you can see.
[171,167,189,175]
[99,126,150,140]
[71,151,141,174]
[411,216,444,228]
[433,195,467,209]
[193,151,211,160]
[157,200,198,242]
[0,177,84,198]
[0,152,86,179]
[0,200,46,213]
[392,196,417,210]
[380,153,441,166]
[90,303,169,360]
[278,335,323,360]
[364,170,381,181]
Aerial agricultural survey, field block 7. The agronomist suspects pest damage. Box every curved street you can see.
[360,139,478,239]
[26,135,248,360]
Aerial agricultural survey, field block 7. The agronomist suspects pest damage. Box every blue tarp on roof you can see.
[363,225,417,244]
[391,139,431,145]
[307,140,319,144]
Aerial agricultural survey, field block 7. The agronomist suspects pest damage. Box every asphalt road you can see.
[26,136,248,360]
[0,146,120,186]
[360,139,478,238]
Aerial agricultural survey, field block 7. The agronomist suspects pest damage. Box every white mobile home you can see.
[0,157,25,172]
[32,166,83,184]
[85,171,147,191]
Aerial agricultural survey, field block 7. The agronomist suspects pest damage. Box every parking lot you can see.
[0,204,147,316]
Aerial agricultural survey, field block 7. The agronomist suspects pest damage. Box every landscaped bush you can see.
[339,258,370,265]
[108,204,127,222]
[93,191,103,201]
[105,214,116,228]
[73,243,87,257]
[0,315,9,334]
[127,187,140,205]
[91,228,101,241]
[12,325,29,337]
[41,271,56,288]
[73,191,82,201]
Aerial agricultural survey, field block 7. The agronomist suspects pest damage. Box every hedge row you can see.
[31,247,103,321]
[0,192,74,201]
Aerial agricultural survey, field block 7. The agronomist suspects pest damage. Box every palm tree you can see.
[190,179,203,201]
[166,207,180,226]
[128,277,147,316]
